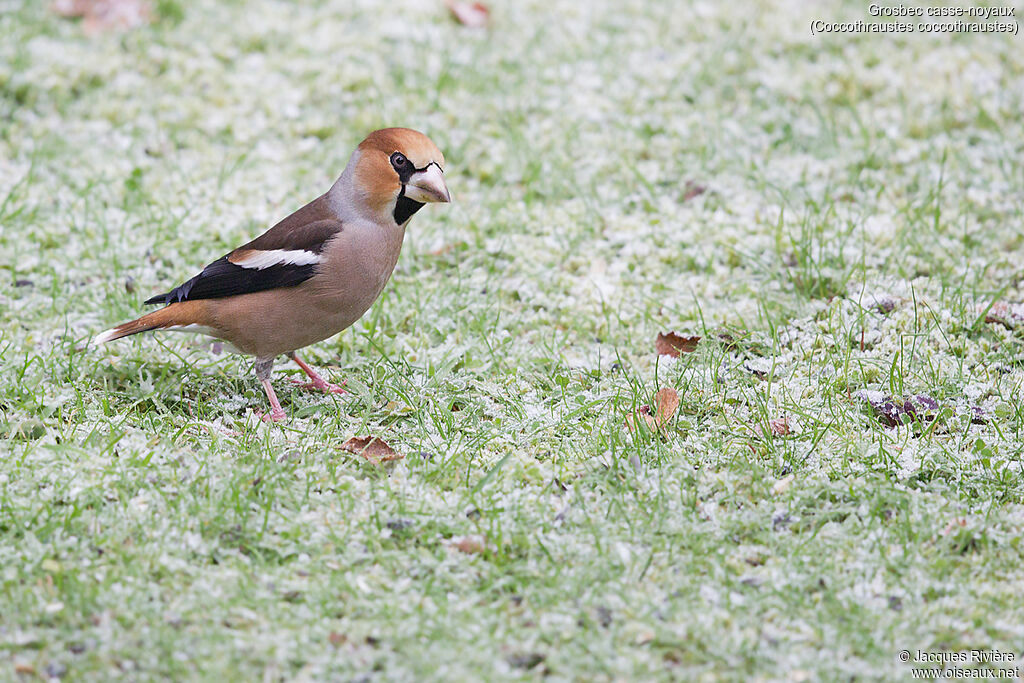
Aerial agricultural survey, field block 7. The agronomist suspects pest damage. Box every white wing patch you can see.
[233,249,320,270]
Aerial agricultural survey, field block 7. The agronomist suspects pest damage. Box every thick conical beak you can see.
[404,164,450,203]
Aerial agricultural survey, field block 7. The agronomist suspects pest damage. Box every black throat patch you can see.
[393,193,424,225]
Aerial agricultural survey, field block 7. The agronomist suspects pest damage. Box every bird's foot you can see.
[257,407,288,423]
[288,353,347,395]
[290,377,347,394]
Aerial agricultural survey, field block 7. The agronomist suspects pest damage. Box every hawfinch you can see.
[95,128,450,422]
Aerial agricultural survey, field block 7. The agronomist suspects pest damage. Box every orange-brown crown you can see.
[358,128,445,169]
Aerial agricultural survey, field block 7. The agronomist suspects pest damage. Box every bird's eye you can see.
[391,153,408,170]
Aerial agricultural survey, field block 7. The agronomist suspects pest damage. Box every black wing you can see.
[144,215,343,306]
[144,257,317,305]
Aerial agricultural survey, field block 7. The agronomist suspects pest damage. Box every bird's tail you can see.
[94,301,208,345]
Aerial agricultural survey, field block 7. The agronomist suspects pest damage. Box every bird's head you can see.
[352,128,450,225]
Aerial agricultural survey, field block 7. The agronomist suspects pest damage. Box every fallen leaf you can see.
[655,331,700,357]
[653,388,679,424]
[14,662,35,675]
[682,181,706,201]
[769,417,790,436]
[743,358,772,379]
[506,652,545,670]
[984,301,1024,329]
[339,436,403,465]
[445,0,489,27]
[52,0,152,33]
[626,387,679,434]
[749,417,792,453]
[873,296,898,314]
[855,390,942,428]
[448,534,486,554]
[754,417,791,438]
[386,518,413,532]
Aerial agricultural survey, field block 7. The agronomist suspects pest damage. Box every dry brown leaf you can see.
[750,417,791,453]
[769,417,790,436]
[753,417,790,438]
[445,0,489,27]
[653,388,679,425]
[854,391,940,428]
[626,387,679,434]
[625,407,649,434]
[682,181,707,201]
[14,662,36,675]
[873,296,898,314]
[984,301,1024,329]
[52,0,152,33]
[339,436,403,465]
[506,652,546,670]
[655,331,700,357]
[449,534,487,554]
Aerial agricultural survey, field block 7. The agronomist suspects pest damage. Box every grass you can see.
[2,0,1024,679]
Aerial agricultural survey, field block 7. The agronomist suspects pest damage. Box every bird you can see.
[95,127,450,422]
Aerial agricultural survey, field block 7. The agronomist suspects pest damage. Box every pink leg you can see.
[288,352,347,394]
[258,378,287,422]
